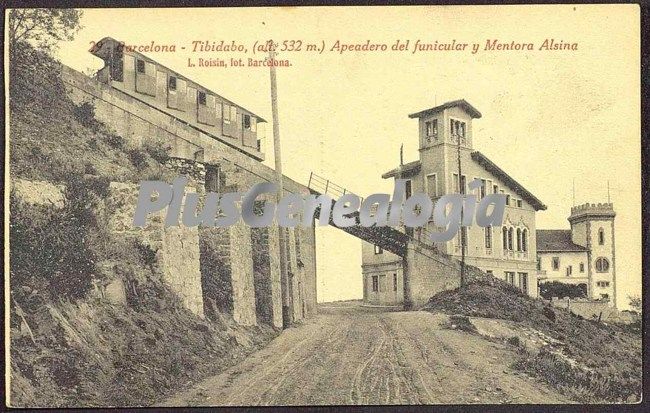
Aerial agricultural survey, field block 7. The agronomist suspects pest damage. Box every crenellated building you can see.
[537,203,617,306]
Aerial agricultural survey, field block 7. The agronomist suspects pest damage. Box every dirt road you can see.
[162,302,571,406]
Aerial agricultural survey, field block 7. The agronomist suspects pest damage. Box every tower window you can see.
[393,273,398,291]
[502,226,508,250]
[452,174,467,194]
[508,227,514,251]
[426,174,438,197]
[136,59,145,73]
[595,257,610,272]
[425,119,438,139]
[372,276,379,292]
[243,114,251,130]
[552,257,560,270]
[566,265,572,276]
[168,76,177,91]
[598,228,605,245]
[374,245,383,255]
[450,119,466,138]
[516,228,522,251]
[580,263,585,272]
[198,91,207,105]
[405,180,412,198]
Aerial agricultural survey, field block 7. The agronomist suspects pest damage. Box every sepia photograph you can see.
[4,3,644,409]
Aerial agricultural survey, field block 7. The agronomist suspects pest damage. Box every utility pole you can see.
[269,42,292,328]
[456,129,466,288]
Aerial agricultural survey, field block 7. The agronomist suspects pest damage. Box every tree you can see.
[8,8,83,54]
[628,295,641,313]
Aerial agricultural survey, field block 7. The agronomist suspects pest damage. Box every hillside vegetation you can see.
[9,41,276,407]
[424,280,641,403]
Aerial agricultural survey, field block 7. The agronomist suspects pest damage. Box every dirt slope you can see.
[423,281,641,403]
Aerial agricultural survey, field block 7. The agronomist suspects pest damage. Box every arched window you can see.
[502,226,508,250]
[522,229,528,252]
[516,228,522,251]
[598,228,605,245]
[595,257,610,272]
[508,227,514,251]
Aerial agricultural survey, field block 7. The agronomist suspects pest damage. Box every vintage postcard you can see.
[4,4,644,409]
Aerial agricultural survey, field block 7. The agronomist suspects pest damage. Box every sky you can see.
[52,5,641,308]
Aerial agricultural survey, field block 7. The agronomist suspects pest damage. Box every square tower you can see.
[568,203,617,306]
[409,99,482,151]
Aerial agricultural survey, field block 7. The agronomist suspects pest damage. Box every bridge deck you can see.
[307,172,439,257]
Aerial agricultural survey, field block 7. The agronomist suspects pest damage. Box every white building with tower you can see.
[536,203,617,307]
[361,99,618,308]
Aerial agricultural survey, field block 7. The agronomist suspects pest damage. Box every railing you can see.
[308,171,441,253]
[308,172,364,203]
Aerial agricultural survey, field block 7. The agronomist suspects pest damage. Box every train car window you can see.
[223,104,231,123]
[198,91,207,105]
[168,76,177,91]
[136,59,145,73]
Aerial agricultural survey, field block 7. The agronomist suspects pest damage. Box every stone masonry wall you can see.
[61,65,317,325]
[405,243,490,308]
[106,182,204,317]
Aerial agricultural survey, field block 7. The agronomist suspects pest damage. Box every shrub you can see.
[539,281,587,300]
[10,177,110,305]
[507,336,521,347]
[143,139,171,164]
[105,134,125,149]
[73,102,99,130]
[128,148,148,170]
[514,349,640,403]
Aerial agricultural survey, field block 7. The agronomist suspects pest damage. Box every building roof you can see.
[471,151,547,211]
[536,230,589,252]
[90,37,266,122]
[408,99,482,119]
[381,152,547,211]
[381,160,421,179]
